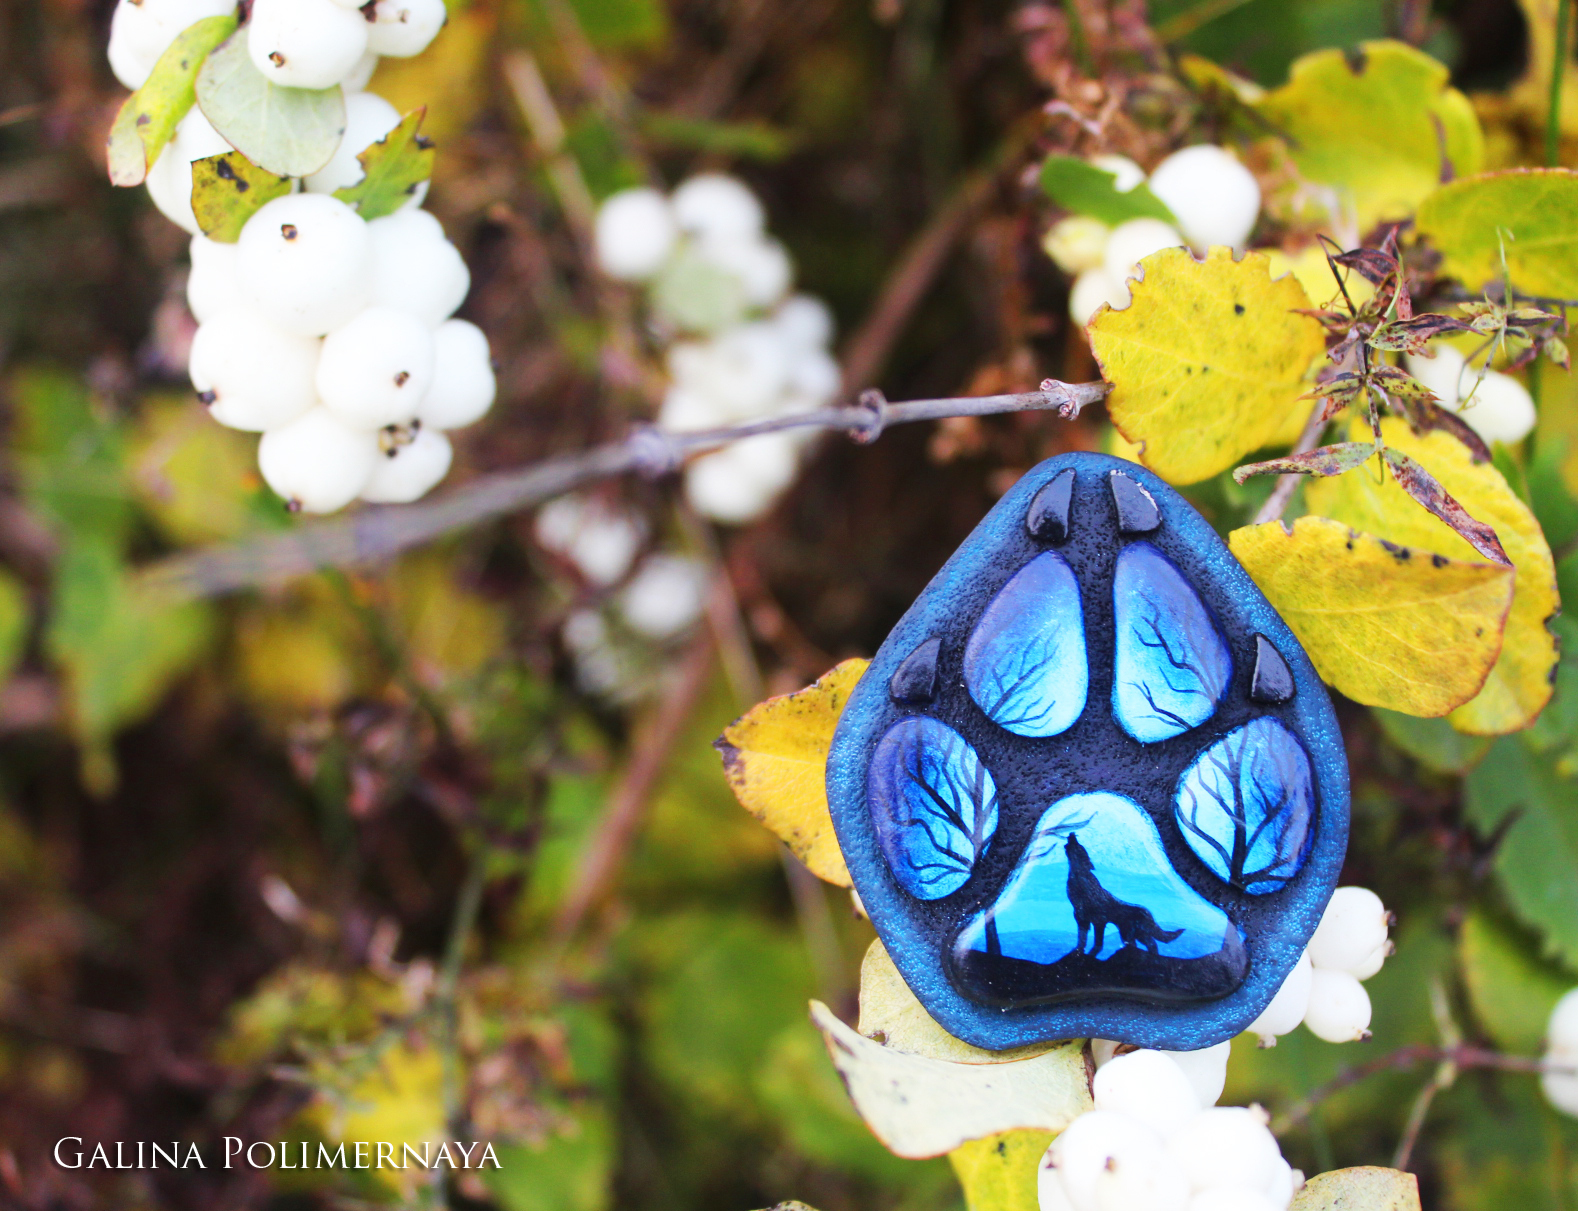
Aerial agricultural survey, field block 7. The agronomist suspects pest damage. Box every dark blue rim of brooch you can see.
[825,452,1350,1052]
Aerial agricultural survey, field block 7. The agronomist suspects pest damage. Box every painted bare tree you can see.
[1173,717,1315,894]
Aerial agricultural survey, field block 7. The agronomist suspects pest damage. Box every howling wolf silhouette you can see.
[1066,833,1184,956]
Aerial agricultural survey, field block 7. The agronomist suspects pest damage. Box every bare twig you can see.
[1392,980,1460,1172]
[839,118,1043,393]
[549,626,716,942]
[1274,1043,1576,1136]
[136,382,1109,601]
[503,50,600,259]
[1251,399,1329,526]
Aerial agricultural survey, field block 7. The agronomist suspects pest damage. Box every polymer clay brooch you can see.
[826,452,1349,1052]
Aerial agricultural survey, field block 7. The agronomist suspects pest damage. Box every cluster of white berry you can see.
[1541,989,1578,1116]
[108,0,495,512]
[1041,1048,1300,1211]
[1246,886,1393,1046]
[1041,146,1262,325]
[533,495,709,696]
[1404,344,1536,446]
[110,0,442,97]
[188,193,492,511]
[594,175,841,524]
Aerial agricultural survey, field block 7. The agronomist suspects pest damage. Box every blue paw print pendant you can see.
[827,453,1348,1051]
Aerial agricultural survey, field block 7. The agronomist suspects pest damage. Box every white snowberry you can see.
[367,209,469,327]
[305,90,403,195]
[1039,1158,1080,1211]
[188,307,320,432]
[1147,145,1261,251]
[787,347,842,407]
[595,188,678,282]
[247,0,371,90]
[1103,217,1184,283]
[366,0,447,58]
[1309,887,1390,975]
[1542,1055,1578,1117]
[671,173,765,241]
[1164,1107,1283,1196]
[1549,989,1578,1052]
[1044,215,1111,274]
[1186,1190,1282,1211]
[417,319,495,430]
[534,496,645,586]
[187,234,246,324]
[1070,267,1131,326]
[1248,950,1314,1044]
[342,49,380,91]
[684,432,798,523]
[658,385,730,432]
[1303,968,1373,1042]
[774,294,835,351]
[1091,153,1146,194]
[1168,1040,1232,1109]
[108,0,238,90]
[258,406,380,513]
[1458,370,1537,445]
[1093,1139,1190,1211]
[695,233,793,307]
[316,305,436,430]
[145,106,232,236]
[361,426,452,503]
[237,194,373,337]
[1051,1110,1168,1211]
[1350,939,1393,981]
[1093,1050,1202,1136]
[668,324,791,420]
[618,555,709,639]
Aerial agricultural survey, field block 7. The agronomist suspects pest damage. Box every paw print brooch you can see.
[827,452,1348,1051]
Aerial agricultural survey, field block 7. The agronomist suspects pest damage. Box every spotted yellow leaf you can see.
[1230,515,1513,717]
[1305,418,1559,733]
[857,940,1052,1065]
[1416,169,1578,298]
[1290,1167,1421,1211]
[715,659,867,886]
[1088,247,1326,485]
[950,1130,1053,1211]
[1257,40,1484,229]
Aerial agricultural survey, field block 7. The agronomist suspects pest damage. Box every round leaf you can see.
[1088,247,1327,485]
[195,31,346,178]
[1417,169,1578,298]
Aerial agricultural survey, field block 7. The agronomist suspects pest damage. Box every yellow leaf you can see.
[1229,515,1513,716]
[1290,1166,1421,1211]
[1305,418,1559,733]
[1088,247,1326,485]
[810,1001,1090,1159]
[949,1130,1053,1211]
[1257,41,1484,229]
[857,940,1052,1065]
[1416,169,1578,298]
[368,9,494,145]
[311,1040,446,1196]
[716,659,869,887]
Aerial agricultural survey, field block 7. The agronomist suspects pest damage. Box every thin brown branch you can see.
[135,382,1110,601]
[1251,399,1330,526]
[838,117,1043,394]
[549,625,715,942]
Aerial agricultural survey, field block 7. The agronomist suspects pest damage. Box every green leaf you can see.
[1416,169,1578,299]
[194,31,346,178]
[106,13,238,187]
[190,150,293,242]
[1371,707,1492,774]
[10,367,133,543]
[1465,737,1578,968]
[47,538,213,793]
[333,108,435,219]
[1256,40,1484,228]
[1459,911,1575,1053]
[0,570,30,687]
[487,1105,614,1211]
[1038,155,1177,226]
[1289,1167,1421,1211]
[1088,247,1327,484]
[949,1130,1052,1211]
[639,112,793,161]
